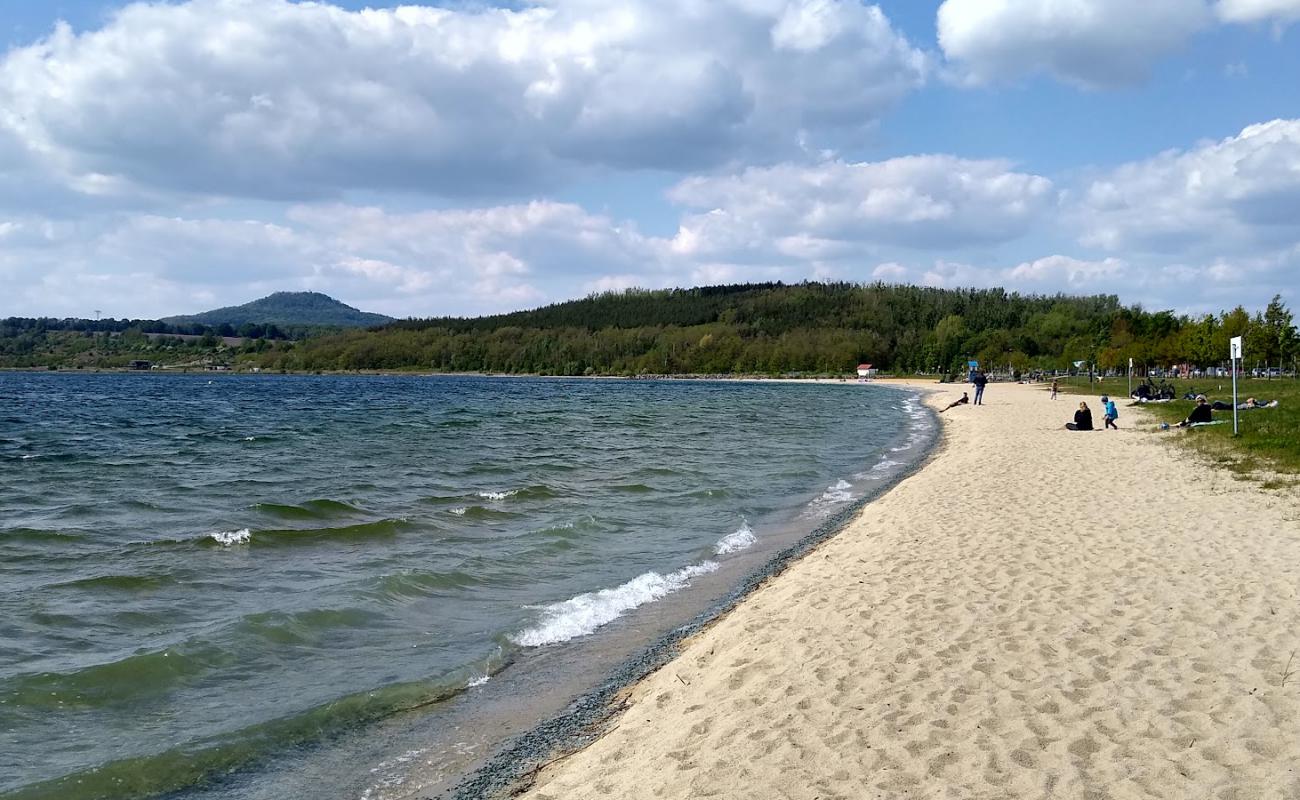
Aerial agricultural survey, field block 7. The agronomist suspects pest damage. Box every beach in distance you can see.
[513,380,1300,800]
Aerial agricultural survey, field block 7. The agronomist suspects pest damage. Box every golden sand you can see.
[519,380,1300,800]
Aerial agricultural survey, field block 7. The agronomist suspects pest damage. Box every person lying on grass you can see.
[1211,396,1279,410]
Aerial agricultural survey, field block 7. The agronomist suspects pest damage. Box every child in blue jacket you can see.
[1101,395,1118,429]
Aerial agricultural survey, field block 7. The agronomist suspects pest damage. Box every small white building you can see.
[856,363,877,379]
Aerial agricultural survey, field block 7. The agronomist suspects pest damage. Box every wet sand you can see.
[516,380,1300,799]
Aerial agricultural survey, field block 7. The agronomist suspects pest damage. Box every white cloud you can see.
[667,155,1055,260]
[0,201,677,318]
[1004,254,1125,286]
[1217,0,1300,24]
[937,0,1212,88]
[871,262,908,280]
[0,0,926,203]
[854,252,1298,314]
[1076,118,1300,252]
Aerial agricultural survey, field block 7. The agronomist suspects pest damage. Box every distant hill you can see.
[163,292,393,328]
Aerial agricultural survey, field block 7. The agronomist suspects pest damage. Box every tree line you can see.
[250,283,1298,377]
[4,283,1294,375]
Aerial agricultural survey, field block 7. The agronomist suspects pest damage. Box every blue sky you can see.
[1,0,1298,319]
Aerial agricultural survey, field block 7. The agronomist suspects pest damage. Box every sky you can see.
[1,0,1299,320]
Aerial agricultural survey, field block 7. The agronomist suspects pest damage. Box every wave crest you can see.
[714,523,756,555]
[510,561,719,647]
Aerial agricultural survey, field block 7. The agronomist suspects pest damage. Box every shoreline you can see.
[496,380,1300,800]
[437,381,944,800]
[0,365,925,383]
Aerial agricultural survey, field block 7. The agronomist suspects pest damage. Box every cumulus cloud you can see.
[937,0,1212,88]
[1076,118,1300,252]
[666,155,1055,260]
[1217,0,1300,24]
[0,0,926,203]
[0,201,678,318]
[863,252,1296,313]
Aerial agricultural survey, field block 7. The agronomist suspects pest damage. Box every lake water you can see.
[0,374,934,799]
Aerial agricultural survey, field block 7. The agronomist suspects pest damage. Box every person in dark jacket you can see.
[972,371,988,405]
[940,392,970,413]
[1176,396,1213,427]
[1066,401,1094,431]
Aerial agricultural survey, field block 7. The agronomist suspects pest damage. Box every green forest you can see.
[3,283,1295,377]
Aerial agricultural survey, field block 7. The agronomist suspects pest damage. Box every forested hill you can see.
[405,283,1122,334]
[163,292,392,328]
[263,282,1293,376]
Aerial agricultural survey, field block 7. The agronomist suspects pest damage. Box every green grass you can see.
[1053,375,1300,483]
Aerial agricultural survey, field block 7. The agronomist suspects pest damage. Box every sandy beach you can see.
[517,380,1300,800]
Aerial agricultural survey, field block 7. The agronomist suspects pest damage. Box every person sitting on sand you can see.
[1066,401,1093,431]
[1176,395,1213,427]
[939,392,970,413]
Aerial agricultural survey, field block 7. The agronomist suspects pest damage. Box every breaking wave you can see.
[510,561,719,647]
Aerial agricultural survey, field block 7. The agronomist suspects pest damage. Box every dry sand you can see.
[519,381,1300,800]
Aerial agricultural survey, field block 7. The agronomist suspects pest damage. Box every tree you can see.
[1260,294,1296,375]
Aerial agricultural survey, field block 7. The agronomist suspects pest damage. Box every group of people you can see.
[939,370,988,413]
[1066,396,1119,431]
[939,376,1276,431]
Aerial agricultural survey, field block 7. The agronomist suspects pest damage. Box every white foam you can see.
[872,458,901,473]
[449,507,468,516]
[477,490,517,501]
[510,561,719,647]
[817,479,853,504]
[467,675,490,688]
[210,528,251,546]
[714,523,757,555]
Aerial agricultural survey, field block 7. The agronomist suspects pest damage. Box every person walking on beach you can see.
[1102,395,1118,429]
[972,370,988,405]
[1050,379,1059,400]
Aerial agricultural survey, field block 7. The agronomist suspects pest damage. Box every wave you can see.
[250,499,367,520]
[476,489,517,501]
[608,483,655,494]
[7,645,222,711]
[11,656,508,800]
[1,527,92,545]
[817,479,853,504]
[358,570,484,603]
[713,522,757,555]
[209,529,251,546]
[684,487,731,500]
[203,520,414,548]
[236,607,384,645]
[445,506,521,521]
[54,573,178,592]
[510,561,719,647]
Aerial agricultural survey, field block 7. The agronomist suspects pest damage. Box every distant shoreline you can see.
[0,366,912,384]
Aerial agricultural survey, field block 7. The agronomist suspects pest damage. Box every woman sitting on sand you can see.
[1176,396,1213,427]
[939,392,969,413]
[1066,401,1093,431]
